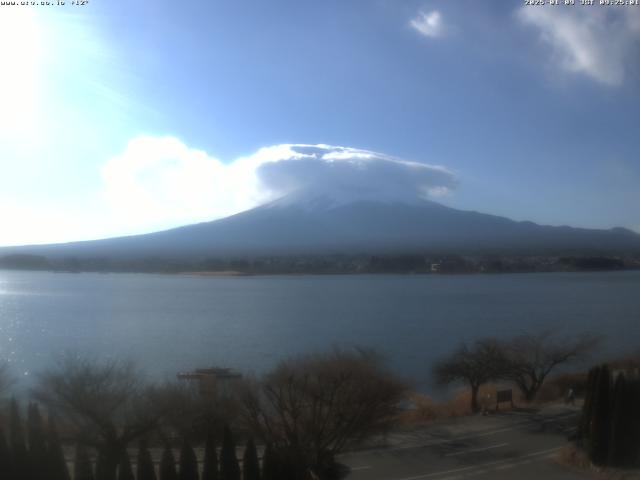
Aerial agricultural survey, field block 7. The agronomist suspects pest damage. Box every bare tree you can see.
[433,339,505,413]
[500,331,600,402]
[0,362,13,401]
[241,348,407,479]
[32,356,160,480]
[146,379,239,441]
[146,381,207,440]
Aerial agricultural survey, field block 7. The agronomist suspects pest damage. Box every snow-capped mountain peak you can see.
[264,187,437,212]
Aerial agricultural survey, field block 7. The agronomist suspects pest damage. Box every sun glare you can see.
[0,7,41,131]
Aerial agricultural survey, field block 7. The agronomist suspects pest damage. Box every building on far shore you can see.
[177,367,242,397]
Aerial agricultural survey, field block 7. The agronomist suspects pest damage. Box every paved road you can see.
[339,405,591,480]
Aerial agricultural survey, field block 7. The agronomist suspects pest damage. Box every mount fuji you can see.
[3,190,640,260]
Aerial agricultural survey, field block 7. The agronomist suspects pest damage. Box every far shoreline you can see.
[178,270,254,277]
[1,266,640,278]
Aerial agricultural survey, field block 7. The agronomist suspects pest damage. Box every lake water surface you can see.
[0,270,638,390]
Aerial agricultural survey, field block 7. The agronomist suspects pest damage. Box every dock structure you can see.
[177,367,242,396]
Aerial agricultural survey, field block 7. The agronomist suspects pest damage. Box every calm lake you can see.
[0,269,638,391]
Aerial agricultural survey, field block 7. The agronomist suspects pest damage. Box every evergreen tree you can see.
[260,445,278,480]
[201,432,218,480]
[9,399,29,480]
[579,366,599,440]
[0,426,13,480]
[277,449,297,480]
[27,403,47,477]
[220,426,240,480]
[179,438,199,480]
[608,373,627,466]
[630,379,640,467]
[589,364,612,465]
[609,374,640,467]
[117,450,135,480]
[159,446,178,480]
[137,439,157,480]
[47,414,71,480]
[74,444,95,480]
[242,439,260,480]
[96,452,110,480]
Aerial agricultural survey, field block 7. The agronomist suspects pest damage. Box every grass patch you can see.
[400,384,519,423]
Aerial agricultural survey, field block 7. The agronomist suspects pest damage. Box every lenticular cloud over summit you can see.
[101,137,457,234]
[257,144,457,204]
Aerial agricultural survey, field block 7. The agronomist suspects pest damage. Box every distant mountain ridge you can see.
[2,194,640,260]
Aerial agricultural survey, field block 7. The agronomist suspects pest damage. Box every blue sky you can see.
[1,0,639,245]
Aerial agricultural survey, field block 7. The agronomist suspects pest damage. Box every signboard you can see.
[496,389,513,410]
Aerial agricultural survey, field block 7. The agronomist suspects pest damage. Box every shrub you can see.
[242,438,260,480]
[220,425,240,480]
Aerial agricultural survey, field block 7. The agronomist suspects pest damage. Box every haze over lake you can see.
[0,269,638,391]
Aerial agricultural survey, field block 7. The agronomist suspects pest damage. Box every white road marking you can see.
[347,411,578,455]
[380,428,513,453]
[392,446,562,480]
[444,442,509,457]
[438,457,544,479]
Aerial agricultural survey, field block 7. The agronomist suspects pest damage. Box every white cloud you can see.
[410,10,444,38]
[518,7,640,86]
[101,136,266,233]
[100,138,456,235]
[256,144,456,203]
